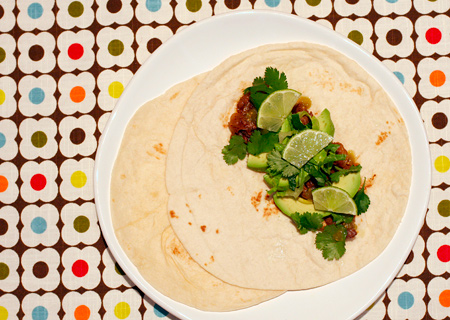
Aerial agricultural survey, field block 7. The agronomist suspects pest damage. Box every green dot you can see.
[348,30,364,45]
[186,0,202,12]
[31,131,48,148]
[438,200,450,217]
[115,262,125,275]
[0,263,9,280]
[68,1,84,17]
[0,48,5,64]
[306,0,321,6]
[108,39,124,56]
[73,215,90,233]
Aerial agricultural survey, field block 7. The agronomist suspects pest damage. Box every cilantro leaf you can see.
[267,150,299,178]
[354,179,370,215]
[325,143,341,153]
[222,135,247,165]
[315,224,347,260]
[291,212,324,234]
[331,213,354,225]
[247,131,279,156]
[329,165,362,183]
[264,67,288,91]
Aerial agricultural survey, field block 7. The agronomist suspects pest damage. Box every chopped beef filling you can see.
[228,92,257,142]
[334,142,355,169]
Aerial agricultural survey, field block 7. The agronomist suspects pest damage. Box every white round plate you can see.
[94,10,431,320]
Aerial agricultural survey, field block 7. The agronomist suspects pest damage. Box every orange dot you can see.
[430,70,446,87]
[0,175,8,193]
[439,290,450,307]
[74,305,90,320]
[70,86,86,103]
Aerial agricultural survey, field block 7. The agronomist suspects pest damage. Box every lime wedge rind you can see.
[311,186,357,215]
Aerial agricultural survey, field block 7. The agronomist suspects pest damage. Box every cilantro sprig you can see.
[315,224,347,260]
[222,135,247,165]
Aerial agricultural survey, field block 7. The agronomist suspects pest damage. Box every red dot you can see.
[68,43,84,60]
[437,245,450,262]
[30,174,47,191]
[72,259,89,277]
[425,28,442,45]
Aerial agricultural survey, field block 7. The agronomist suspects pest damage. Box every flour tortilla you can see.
[111,76,283,311]
[166,42,411,290]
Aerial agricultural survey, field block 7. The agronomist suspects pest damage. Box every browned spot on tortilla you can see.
[120,174,126,179]
[185,203,192,213]
[146,150,161,160]
[188,222,192,225]
[112,198,115,203]
[365,174,377,189]
[198,194,202,199]
[172,247,181,255]
[210,255,214,262]
[170,92,179,100]
[153,143,166,154]
[132,124,137,129]
[263,198,280,219]
[216,229,219,234]
[398,118,404,124]
[251,190,263,211]
[227,186,234,196]
[169,210,178,218]
[204,263,207,266]
[376,131,391,145]
[200,225,206,232]
[339,82,363,95]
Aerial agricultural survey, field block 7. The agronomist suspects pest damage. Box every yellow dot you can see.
[0,89,5,105]
[435,155,450,173]
[0,306,8,320]
[114,302,130,319]
[108,81,124,99]
[71,171,87,188]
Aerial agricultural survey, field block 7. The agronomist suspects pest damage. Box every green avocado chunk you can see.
[247,153,268,171]
[264,174,289,191]
[273,194,326,218]
[317,108,335,136]
[332,172,361,198]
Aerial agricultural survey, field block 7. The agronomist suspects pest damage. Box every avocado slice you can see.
[332,172,361,197]
[273,194,327,218]
[247,153,268,171]
[317,108,335,136]
[264,174,289,191]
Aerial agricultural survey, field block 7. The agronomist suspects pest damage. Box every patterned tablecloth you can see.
[1,0,450,319]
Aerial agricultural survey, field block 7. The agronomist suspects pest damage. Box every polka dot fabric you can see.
[0,1,448,319]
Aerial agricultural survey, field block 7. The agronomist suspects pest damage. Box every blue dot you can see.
[146,0,161,12]
[153,304,169,318]
[28,3,44,19]
[31,217,47,234]
[32,306,48,320]
[398,291,414,310]
[0,132,5,148]
[393,71,405,84]
[265,0,281,7]
[29,88,45,105]
[386,0,398,3]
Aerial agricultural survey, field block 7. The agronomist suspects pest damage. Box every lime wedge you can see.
[312,186,357,215]
[282,129,333,168]
[257,89,301,132]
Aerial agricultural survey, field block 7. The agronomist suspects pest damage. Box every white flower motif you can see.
[0,162,19,205]
[335,18,374,53]
[19,118,58,160]
[61,247,101,290]
[102,249,133,289]
[294,0,332,18]
[174,0,212,24]
[135,0,173,24]
[104,289,142,320]
[0,206,19,248]
[0,249,19,292]
[22,292,60,320]
[254,0,293,12]
[96,26,135,68]
[374,0,412,16]
[428,277,450,320]
[0,34,16,75]
[427,232,450,276]
[359,293,386,320]
[18,75,57,117]
[57,30,95,72]
[420,100,450,143]
[62,291,101,320]
[60,158,94,201]
[414,0,450,14]
[57,72,96,115]
[56,0,95,29]
[20,160,58,203]
[426,188,450,231]
[17,0,55,31]
[0,119,18,161]
[382,59,416,98]
[429,143,450,186]
[334,0,371,17]
[418,57,450,99]
[59,115,97,157]
[0,76,17,118]
[0,2,15,32]
[96,0,133,26]
[21,248,60,292]
[374,17,414,58]
[0,294,20,320]
[17,32,56,74]
[415,15,450,57]
[97,69,133,111]
[387,278,426,320]
[212,0,252,15]
[315,19,333,30]
[136,25,173,65]
[97,112,111,134]
[397,235,425,277]
[20,204,60,247]
[61,202,100,245]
